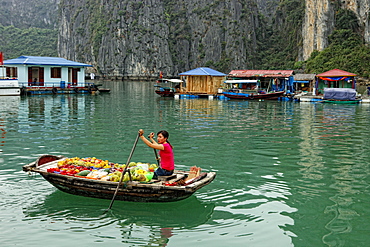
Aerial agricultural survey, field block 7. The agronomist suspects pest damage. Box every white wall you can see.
[8,65,87,87]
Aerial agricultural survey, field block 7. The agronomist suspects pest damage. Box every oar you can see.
[153,148,160,166]
[148,133,160,167]
[107,132,140,210]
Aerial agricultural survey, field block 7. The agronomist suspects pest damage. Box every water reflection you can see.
[0,96,20,149]
[290,103,370,246]
[23,190,215,246]
[3,81,370,246]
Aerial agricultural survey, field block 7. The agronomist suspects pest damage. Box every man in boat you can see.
[138,129,174,178]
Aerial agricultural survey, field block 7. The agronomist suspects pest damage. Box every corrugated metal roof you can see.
[316,69,356,77]
[229,70,294,77]
[294,74,316,81]
[179,67,226,76]
[3,56,92,67]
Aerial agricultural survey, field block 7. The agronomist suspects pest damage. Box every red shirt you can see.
[159,143,174,170]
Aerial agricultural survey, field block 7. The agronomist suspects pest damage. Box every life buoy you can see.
[250,94,254,99]
[74,87,79,93]
[52,87,58,94]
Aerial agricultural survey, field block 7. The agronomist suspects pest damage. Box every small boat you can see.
[222,79,286,100]
[154,78,182,97]
[90,83,111,93]
[23,155,216,202]
[322,88,360,104]
[223,89,285,100]
[97,88,111,93]
[0,78,20,96]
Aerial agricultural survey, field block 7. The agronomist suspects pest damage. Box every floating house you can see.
[293,74,316,94]
[226,70,295,93]
[3,56,93,95]
[315,69,356,95]
[178,67,226,97]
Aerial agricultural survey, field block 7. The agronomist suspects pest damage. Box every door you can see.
[28,67,44,86]
[69,68,80,86]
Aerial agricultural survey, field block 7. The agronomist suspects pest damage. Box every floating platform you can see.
[20,86,110,96]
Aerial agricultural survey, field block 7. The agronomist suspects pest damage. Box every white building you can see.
[2,56,92,88]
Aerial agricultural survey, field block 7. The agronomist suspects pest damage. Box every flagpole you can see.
[0,52,3,79]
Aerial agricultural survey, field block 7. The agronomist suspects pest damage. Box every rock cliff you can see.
[58,0,280,77]
[0,0,59,29]
[302,0,370,60]
[1,0,369,77]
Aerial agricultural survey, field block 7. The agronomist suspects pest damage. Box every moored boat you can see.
[0,78,20,96]
[223,89,285,100]
[23,155,216,202]
[322,88,360,104]
[154,79,182,97]
[222,79,286,100]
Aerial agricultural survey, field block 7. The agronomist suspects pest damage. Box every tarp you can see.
[319,76,349,81]
[179,67,226,76]
[323,88,356,100]
[4,56,92,67]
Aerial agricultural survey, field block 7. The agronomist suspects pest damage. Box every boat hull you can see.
[223,91,285,100]
[323,100,360,104]
[23,156,216,202]
[155,89,175,97]
[0,87,21,96]
[0,79,20,96]
[40,172,195,202]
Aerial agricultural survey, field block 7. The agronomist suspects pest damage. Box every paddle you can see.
[107,132,140,210]
[153,148,160,166]
[148,133,160,167]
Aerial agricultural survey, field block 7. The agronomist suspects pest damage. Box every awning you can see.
[167,79,183,83]
[293,81,309,83]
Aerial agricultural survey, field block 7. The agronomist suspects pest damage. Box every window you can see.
[6,67,17,78]
[51,67,61,78]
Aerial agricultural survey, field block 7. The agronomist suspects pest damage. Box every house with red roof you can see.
[226,70,295,93]
[315,69,356,95]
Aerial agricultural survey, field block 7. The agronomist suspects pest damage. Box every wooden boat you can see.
[223,90,285,100]
[23,155,216,202]
[154,79,182,97]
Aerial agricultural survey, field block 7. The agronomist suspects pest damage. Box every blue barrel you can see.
[60,81,65,89]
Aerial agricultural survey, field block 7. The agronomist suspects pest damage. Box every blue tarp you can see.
[4,56,92,67]
[323,88,356,100]
[179,67,226,76]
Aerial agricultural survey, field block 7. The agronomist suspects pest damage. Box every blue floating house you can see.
[179,67,226,95]
[3,56,92,94]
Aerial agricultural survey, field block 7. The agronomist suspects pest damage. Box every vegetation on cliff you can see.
[254,0,304,70]
[305,9,370,77]
[0,24,58,59]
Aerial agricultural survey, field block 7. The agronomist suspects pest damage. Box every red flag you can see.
[0,52,3,65]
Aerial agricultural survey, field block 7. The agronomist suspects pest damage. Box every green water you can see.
[1,81,370,246]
